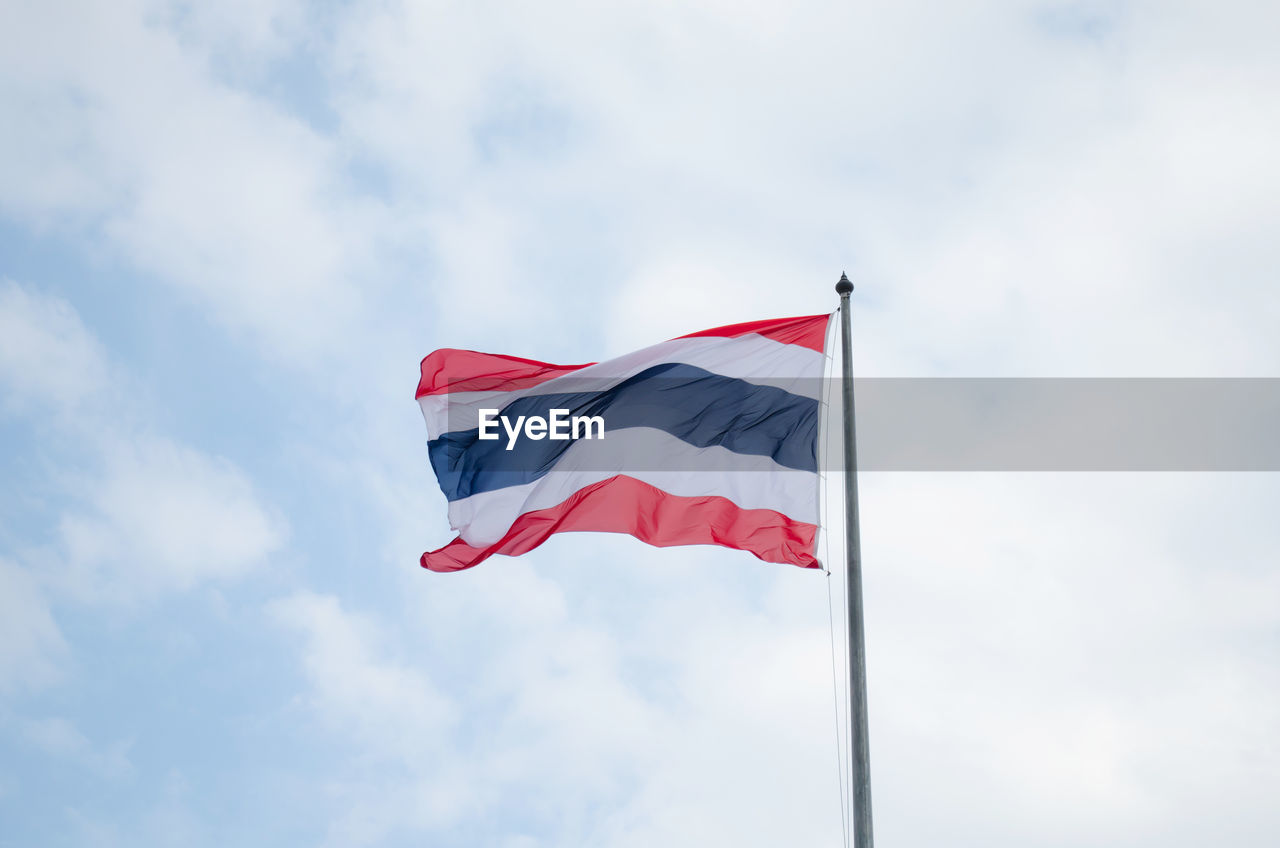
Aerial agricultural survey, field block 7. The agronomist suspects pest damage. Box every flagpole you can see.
[836,272,874,848]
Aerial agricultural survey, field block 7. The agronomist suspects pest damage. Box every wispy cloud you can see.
[0,557,65,693]
[0,2,395,363]
[15,716,133,780]
[0,279,284,610]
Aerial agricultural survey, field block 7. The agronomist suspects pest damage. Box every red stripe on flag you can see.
[420,475,820,572]
[416,314,831,398]
[676,313,830,353]
[417,349,593,398]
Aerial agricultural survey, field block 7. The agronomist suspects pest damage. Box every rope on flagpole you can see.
[819,308,851,848]
[826,571,851,848]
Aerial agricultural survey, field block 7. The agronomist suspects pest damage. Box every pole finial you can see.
[835,272,853,296]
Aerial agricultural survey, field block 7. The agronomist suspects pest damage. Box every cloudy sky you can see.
[2,0,1278,845]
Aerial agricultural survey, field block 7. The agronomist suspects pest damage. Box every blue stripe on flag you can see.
[427,363,818,501]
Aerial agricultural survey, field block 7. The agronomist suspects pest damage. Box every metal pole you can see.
[836,272,874,848]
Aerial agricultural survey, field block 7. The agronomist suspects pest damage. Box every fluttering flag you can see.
[416,314,832,572]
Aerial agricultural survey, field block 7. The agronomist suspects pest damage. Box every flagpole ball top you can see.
[835,272,853,295]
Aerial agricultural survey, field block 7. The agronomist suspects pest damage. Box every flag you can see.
[416,314,832,572]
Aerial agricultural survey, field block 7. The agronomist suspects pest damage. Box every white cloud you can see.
[0,0,391,362]
[580,586,849,848]
[55,435,284,600]
[0,281,284,605]
[854,473,1280,845]
[269,591,456,762]
[261,0,1261,387]
[159,0,306,61]
[15,716,133,780]
[0,557,65,693]
[268,591,468,846]
[0,279,112,414]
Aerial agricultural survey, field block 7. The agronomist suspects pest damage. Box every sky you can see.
[1,0,1278,845]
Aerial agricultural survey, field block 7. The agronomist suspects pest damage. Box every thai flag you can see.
[416,314,833,572]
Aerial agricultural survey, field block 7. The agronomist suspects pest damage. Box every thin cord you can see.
[826,570,850,848]
[819,312,850,848]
